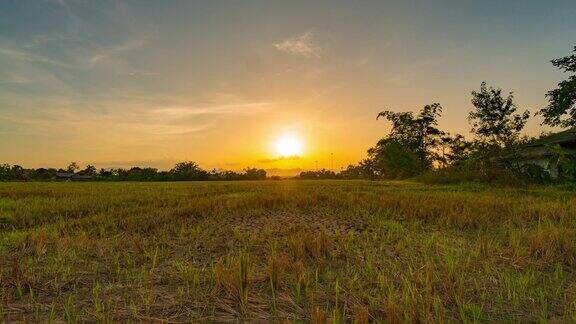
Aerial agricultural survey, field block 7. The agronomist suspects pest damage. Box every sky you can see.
[1,0,575,173]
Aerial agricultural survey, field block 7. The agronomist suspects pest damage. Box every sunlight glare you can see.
[274,134,303,157]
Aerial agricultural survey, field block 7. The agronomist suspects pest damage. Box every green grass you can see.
[1,180,575,322]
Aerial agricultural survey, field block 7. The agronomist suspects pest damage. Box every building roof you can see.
[524,129,576,148]
[54,173,93,180]
[501,129,576,161]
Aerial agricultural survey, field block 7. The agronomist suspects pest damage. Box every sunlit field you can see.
[1,181,575,322]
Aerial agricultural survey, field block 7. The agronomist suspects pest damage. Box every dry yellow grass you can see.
[0,180,575,322]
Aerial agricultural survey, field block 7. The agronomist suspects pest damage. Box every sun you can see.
[274,133,303,157]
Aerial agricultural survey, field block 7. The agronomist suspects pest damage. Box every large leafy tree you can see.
[367,138,423,178]
[66,162,80,173]
[377,103,444,167]
[468,82,529,148]
[538,46,576,128]
[80,164,97,176]
[170,161,208,180]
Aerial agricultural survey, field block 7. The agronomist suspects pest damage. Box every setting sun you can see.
[274,134,303,157]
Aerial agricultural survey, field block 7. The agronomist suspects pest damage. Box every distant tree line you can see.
[300,45,576,183]
[0,161,267,181]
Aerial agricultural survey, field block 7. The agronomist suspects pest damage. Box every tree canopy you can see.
[538,46,576,128]
[468,82,529,148]
[377,103,444,170]
[0,162,267,182]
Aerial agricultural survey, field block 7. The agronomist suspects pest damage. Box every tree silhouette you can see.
[80,165,97,176]
[66,162,80,173]
[538,46,576,128]
[469,82,529,148]
[377,103,444,168]
[170,161,208,180]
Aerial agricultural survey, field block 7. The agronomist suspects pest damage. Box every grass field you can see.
[1,180,575,322]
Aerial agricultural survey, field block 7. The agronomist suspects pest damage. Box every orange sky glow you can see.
[1,1,575,175]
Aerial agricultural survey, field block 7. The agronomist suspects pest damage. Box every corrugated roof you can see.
[524,129,576,147]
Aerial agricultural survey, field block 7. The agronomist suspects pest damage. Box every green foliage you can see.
[340,160,375,179]
[418,159,526,186]
[548,144,576,182]
[538,46,576,128]
[438,133,474,167]
[0,162,268,182]
[519,164,552,184]
[469,82,530,148]
[368,139,423,178]
[377,103,444,168]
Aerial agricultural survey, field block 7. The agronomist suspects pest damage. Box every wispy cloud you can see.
[0,91,278,147]
[273,31,322,58]
[92,159,178,169]
[0,46,73,68]
[0,74,33,85]
[257,156,301,163]
[89,37,149,67]
[149,101,274,119]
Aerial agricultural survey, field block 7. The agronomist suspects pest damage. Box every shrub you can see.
[519,164,552,184]
[418,159,527,186]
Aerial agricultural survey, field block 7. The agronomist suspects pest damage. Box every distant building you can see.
[55,172,74,180]
[508,129,576,178]
[54,172,93,181]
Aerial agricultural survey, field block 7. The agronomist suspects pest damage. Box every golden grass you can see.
[0,180,575,322]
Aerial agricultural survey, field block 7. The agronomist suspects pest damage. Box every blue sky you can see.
[1,0,575,171]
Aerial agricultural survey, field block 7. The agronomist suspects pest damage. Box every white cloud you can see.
[0,93,277,143]
[0,46,73,68]
[89,37,148,66]
[273,31,322,58]
[149,101,274,119]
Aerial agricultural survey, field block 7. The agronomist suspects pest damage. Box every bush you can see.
[558,156,576,182]
[418,160,528,186]
[519,164,552,184]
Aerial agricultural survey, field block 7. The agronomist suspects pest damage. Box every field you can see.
[1,180,575,322]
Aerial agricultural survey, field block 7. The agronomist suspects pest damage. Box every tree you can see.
[438,133,473,166]
[367,138,423,178]
[66,162,80,173]
[377,103,444,168]
[170,161,208,181]
[340,160,375,179]
[243,168,267,180]
[140,167,159,181]
[538,46,576,128]
[469,82,529,148]
[10,165,25,180]
[99,168,114,179]
[34,168,57,180]
[80,165,97,176]
[0,164,10,180]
